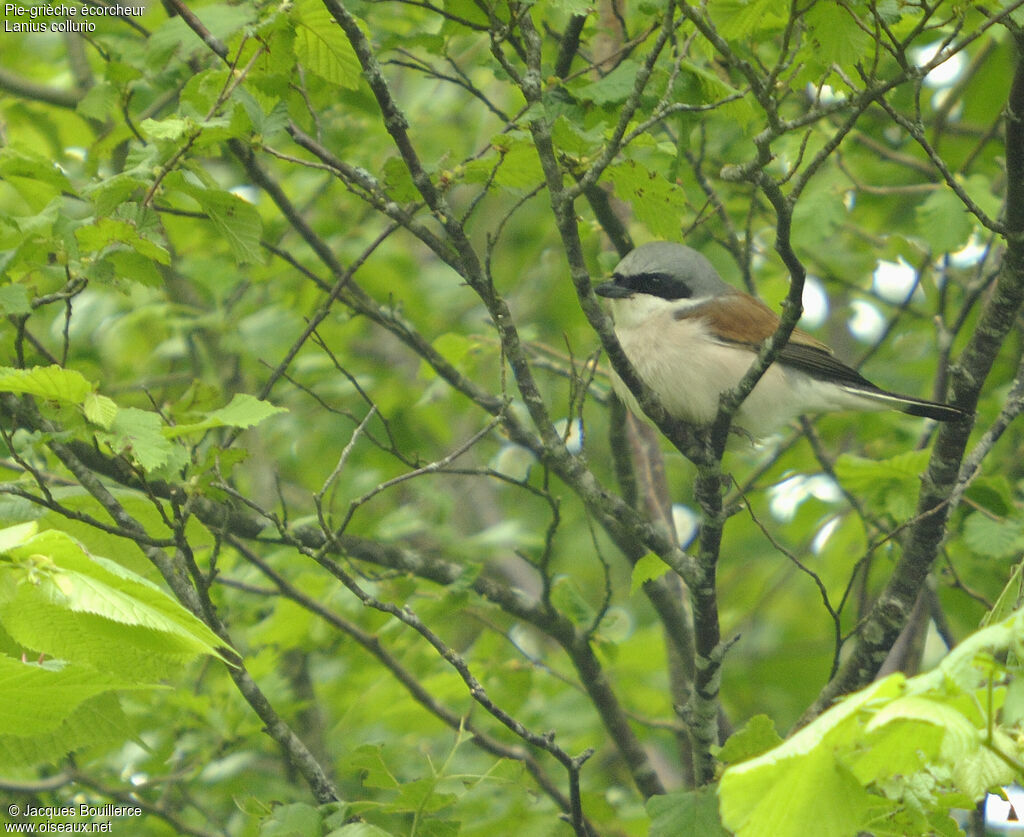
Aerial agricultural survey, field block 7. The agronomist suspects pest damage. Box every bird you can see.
[593,241,965,437]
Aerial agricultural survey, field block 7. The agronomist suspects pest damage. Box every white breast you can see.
[605,297,882,436]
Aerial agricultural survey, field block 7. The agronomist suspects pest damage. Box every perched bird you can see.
[593,241,964,437]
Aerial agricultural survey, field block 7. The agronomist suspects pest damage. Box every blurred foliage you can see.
[0,0,1022,834]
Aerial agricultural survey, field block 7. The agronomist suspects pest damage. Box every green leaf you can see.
[983,561,1024,627]
[0,528,229,667]
[833,450,930,520]
[649,787,728,837]
[0,688,136,769]
[915,189,972,254]
[86,173,146,217]
[139,116,194,141]
[189,188,263,264]
[292,0,362,89]
[0,654,151,737]
[82,392,118,429]
[791,175,848,251]
[846,717,942,785]
[489,136,546,190]
[163,393,287,439]
[720,737,882,837]
[803,4,871,74]
[105,248,165,288]
[392,777,458,813]
[962,173,1003,220]
[719,676,901,835]
[105,407,174,472]
[630,553,672,594]
[0,148,73,209]
[608,161,689,240]
[74,218,170,265]
[577,59,642,106]
[0,521,38,553]
[381,156,420,202]
[962,512,1024,559]
[76,82,118,122]
[330,823,397,837]
[257,802,325,837]
[722,608,1024,836]
[0,284,31,315]
[717,715,783,764]
[0,365,93,404]
[950,728,1017,799]
[706,0,787,38]
[549,576,594,626]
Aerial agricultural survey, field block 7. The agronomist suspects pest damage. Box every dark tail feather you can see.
[842,384,967,422]
[897,397,966,422]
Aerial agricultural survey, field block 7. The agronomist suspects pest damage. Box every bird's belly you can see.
[613,322,837,436]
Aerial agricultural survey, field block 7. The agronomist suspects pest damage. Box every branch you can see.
[226,536,597,830]
[0,396,341,806]
[0,67,82,108]
[798,36,1024,726]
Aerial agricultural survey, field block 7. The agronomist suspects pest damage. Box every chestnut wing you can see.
[673,292,884,392]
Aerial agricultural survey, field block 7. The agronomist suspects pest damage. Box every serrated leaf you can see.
[83,393,118,429]
[0,687,137,768]
[649,787,728,837]
[983,562,1024,627]
[916,189,972,254]
[76,82,118,122]
[106,407,174,472]
[164,393,287,439]
[0,365,93,403]
[963,513,1024,559]
[720,736,882,837]
[3,529,228,664]
[0,521,39,553]
[717,714,783,764]
[106,248,165,288]
[833,450,930,519]
[0,284,31,315]
[491,137,545,190]
[0,654,151,736]
[608,161,690,239]
[292,0,362,89]
[865,696,978,759]
[392,777,458,813]
[677,60,756,127]
[344,744,400,789]
[950,729,1017,799]
[75,218,170,265]
[550,576,593,626]
[0,148,73,209]
[630,552,672,594]
[86,173,146,217]
[803,4,871,74]
[577,59,642,106]
[140,116,194,141]
[190,188,263,264]
[706,0,787,38]
[722,608,1024,837]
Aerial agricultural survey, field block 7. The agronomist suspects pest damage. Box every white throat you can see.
[606,293,709,329]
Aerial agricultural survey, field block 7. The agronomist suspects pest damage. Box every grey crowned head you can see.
[594,241,733,301]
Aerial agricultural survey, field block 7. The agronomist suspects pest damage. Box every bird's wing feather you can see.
[673,292,884,392]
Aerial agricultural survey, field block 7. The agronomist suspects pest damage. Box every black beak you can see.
[594,281,632,299]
